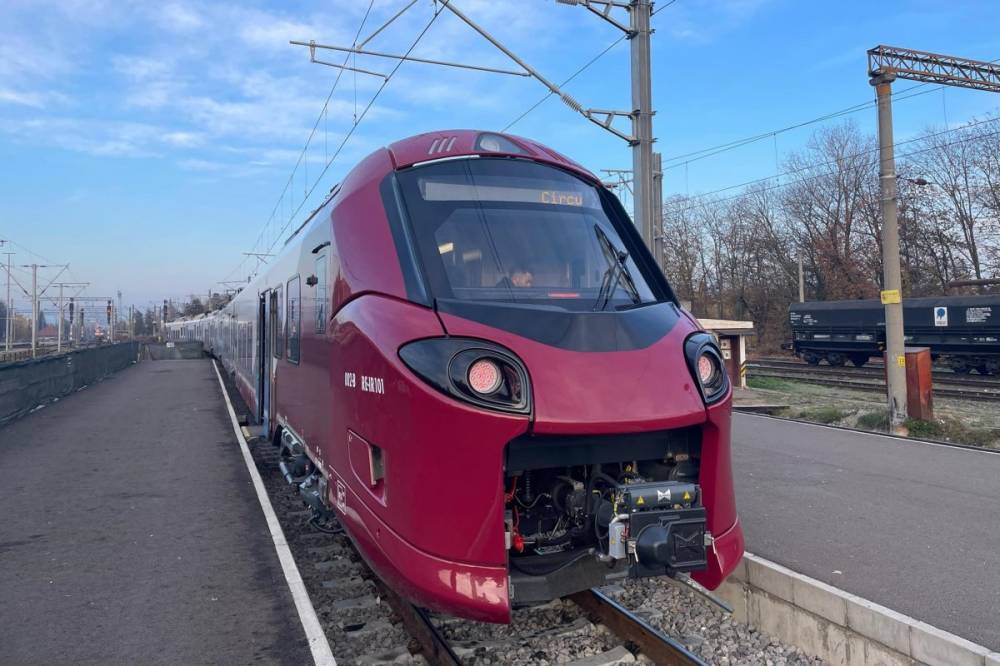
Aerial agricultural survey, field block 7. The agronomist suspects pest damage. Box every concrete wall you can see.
[716,553,1000,666]
[0,342,139,426]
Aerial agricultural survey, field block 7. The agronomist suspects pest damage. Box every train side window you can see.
[287,276,300,363]
[315,253,328,334]
[271,287,283,359]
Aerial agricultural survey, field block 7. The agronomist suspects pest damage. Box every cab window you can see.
[396,158,657,310]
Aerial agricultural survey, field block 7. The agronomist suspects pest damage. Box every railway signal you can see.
[867,45,1000,432]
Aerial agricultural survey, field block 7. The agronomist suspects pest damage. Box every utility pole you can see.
[2,249,12,351]
[651,151,663,268]
[57,283,64,353]
[871,73,907,431]
[630,0,655,246]
[30,264,37,357]
[798,251,805,303]
[867,45,1000,432]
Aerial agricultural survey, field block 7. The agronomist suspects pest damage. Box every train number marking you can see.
[345,370,383,395]
[361,375,384,394]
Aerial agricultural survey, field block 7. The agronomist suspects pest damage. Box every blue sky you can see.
[2,0,999,309]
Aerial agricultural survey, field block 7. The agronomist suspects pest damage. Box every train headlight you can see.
[468,358,503,395]
[474,132,525,155]
[399,338,531,414]
[697,354,716,384]
[685,333,728,404]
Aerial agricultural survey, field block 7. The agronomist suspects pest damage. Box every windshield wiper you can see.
[592,224,642,311]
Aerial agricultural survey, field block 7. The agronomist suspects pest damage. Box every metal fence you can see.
[0,342,139,426]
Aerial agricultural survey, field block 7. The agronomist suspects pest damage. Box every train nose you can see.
[523,328,708,434]
[435,306,709,435]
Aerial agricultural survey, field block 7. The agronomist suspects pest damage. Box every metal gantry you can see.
[867,45,1000,431]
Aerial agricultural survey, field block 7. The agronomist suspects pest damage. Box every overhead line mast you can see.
[867,45,1000,432]
[293,0,663,251]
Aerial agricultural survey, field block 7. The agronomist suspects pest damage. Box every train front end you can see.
[336,131,743,623]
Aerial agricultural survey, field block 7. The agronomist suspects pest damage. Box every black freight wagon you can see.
[788,296,1000,373]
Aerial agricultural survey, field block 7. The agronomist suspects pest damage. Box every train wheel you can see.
[986,359,1000,375]
[826,353,846,367]
[976,365,991,375]
[849,354,868,368]
[803,353,821,366]
[949,358,971,374]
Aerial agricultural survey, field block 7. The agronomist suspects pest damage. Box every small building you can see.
[697,318,755,389]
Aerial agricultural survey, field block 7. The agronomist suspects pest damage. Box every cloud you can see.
[177,158,227,171]
[0,87,52,108]
[159,3,202,32]
[661,0,775,43]
[0,117,203,158]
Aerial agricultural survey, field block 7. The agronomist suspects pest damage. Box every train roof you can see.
[385,130,597,182]
[789,295,1000,311]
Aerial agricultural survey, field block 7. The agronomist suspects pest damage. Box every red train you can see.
[167,130,743,622]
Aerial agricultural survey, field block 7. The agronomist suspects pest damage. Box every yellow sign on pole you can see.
[896,355,906,367]
[881,289,901,304]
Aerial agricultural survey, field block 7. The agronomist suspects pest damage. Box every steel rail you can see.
[369,578,463,666]
[750,367,1000,402]
[751,358,1000,388]
[569,588,707,665]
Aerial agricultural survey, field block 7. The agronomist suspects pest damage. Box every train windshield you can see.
[396,158,657,310]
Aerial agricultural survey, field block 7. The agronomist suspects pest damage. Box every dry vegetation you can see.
[663,117,1000,351]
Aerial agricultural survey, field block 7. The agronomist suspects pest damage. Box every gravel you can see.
[227,373,826,666]
[607,578,826,666]
[428,576,827,665]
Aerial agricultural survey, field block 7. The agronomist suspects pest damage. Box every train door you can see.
[258,292,271,431]
[268,289,280,430]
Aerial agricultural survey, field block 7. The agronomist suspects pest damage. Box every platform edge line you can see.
[212,360,337,666]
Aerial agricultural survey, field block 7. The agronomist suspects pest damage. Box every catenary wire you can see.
[502,0,680,133]
[663,121,1000,217]
[262,7,443,259]
[221,1,377,284]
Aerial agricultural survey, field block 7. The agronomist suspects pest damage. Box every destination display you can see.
[420,178,600,208]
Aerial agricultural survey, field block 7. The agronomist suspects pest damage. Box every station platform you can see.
[0,359,312,665]
[733,413,1000,650]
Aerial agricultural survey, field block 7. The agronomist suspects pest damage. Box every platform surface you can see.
[0,359,312,665]
[733,413,1000,650]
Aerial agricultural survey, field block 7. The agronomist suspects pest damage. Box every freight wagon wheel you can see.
[987,359,1000,375]
[849,354,868,368]
[948,358,971,374]
[826,353,846,367]
[803,353,821,366]
[976,365,991,375]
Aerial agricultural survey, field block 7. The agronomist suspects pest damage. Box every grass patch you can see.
[797,406,848,424]
[905,417,999,448]
[856,410,889,432]
[747,375,796,391]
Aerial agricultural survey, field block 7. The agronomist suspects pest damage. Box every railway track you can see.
[750,357,1000,402]
[218,368,817,665]
[249,435,706,665]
